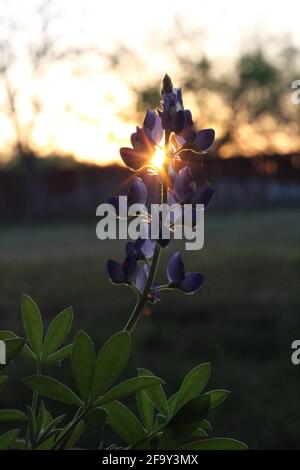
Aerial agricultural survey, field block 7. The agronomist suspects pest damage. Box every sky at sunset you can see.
[0,0,300,165]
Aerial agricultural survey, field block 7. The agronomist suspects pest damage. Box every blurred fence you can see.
[0,155,300,221]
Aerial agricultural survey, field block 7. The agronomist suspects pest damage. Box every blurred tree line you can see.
[0,3,300,165]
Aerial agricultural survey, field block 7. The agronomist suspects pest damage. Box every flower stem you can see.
[124,130,170,333]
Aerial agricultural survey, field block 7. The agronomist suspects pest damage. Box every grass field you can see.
[0,208,300,449]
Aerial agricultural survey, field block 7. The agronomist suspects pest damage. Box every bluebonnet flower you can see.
[160,76,185,134]
[167,251,204,294]
[107,177,148,214]
[175,115,215,155]
[173,167,214,207]
[166,167,214,228]
[160,74,215,155]
[107,250,137,285]
[120,109,163,170]
[126,237,156,261]
[105,75,215,331]
[136,264,160,304]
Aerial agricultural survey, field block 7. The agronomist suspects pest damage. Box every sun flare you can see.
[151,147,165,169]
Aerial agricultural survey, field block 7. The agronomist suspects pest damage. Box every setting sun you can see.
[151,147,165,169]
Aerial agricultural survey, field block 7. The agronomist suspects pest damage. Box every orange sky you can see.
[1,0,300,165]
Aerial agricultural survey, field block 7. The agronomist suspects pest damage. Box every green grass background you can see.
[0,208,300,449]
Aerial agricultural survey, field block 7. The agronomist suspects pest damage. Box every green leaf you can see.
[64,420,84,450]
[24,375,82,406]
[72,331,95,404]
[103,401,150,449]
[138,368,169,417]
[168,392,178,415]
[136,388,154,432]
[44,344,72,364]
[205,389,230,410]
[21,294,43,357]
[21,345,37,362]
[36,414,65,448]
[96,376,164,406]
[91,331,131,401]
[173,363,210,413]
[88,408,107,430]
[43,307,73,360]
[0,338,26,372]
[158,395,211,450]
[36,401,46,436]
[27,406,37,447]
[0,331,34,362]
[0,409,26,422]
[0,330,17,340]
[191,427,208,439]
[0,429,19,450]
[180,438,248,450]
[199,419,213,433]
[36,410,55,450]
[0,375,8,393]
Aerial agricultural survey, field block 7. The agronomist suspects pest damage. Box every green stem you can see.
[124,131,170,333]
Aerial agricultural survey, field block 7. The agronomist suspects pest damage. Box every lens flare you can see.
[151,147,165,169]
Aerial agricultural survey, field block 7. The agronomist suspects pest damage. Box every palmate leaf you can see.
[42,307,73,360]
[0,429,19,450]
[23,375,82,406]
[72,331,95,405]
[95,376,164,406]
[158,395,211,450]
[90,331,131,401]
[138,368,169,418]
[103,401,150,450]
[180,438,248,450]
[173,363,211,413]
[21,294,43,358]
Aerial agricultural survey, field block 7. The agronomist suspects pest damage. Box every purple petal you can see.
[125,241,135,256]
[191,187,214,207]
[179,272,205,293]
[175,110,194,142]
[192,128,215,152]
[143,108,156,130]
[167,252,185,285]
[140,238,156,259]
[128,177,147,205]
[173,109,185,134]
[120,148,144,170]
[107,260,126,284]
[122,250,137,282]
[175,88,183,107]
[136,264,149,293]
[174,167,196,202]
